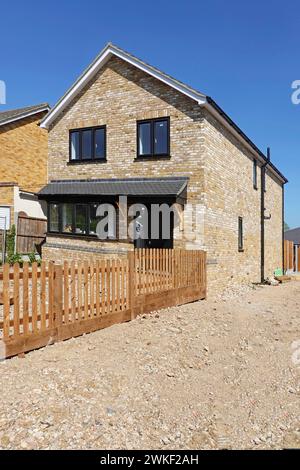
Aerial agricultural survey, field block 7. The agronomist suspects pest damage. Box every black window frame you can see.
[47,201,117,239]
[69,125,106,163]
[238,216,244,252]
[136,117,170,158]
[253,159,258,190]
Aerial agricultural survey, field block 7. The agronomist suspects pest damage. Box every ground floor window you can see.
[47,199,177,246]
[48,201,116,238]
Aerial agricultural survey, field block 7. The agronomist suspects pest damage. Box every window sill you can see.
[48,232,114,240]
[67,159,107,165]
[135,155,171,161]
[47,232,127,243]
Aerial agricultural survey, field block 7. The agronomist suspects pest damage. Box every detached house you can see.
[38,43,287,293]
[0,103,49,229]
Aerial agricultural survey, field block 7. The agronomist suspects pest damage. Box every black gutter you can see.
[206,96,288,184]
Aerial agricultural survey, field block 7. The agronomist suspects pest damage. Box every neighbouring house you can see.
[285,227,300,272]
[285,227,300,246]
[0,103,50,233]
[38,43,287,293]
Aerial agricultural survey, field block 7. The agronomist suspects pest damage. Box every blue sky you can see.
[0,0,299,227]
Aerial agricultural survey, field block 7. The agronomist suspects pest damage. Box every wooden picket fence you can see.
[0,249,206,358]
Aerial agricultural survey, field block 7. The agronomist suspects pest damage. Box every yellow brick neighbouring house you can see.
[0,103,49,230]
[38,43,287,294]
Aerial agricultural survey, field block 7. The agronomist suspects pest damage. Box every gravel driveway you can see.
[0,281,300,450]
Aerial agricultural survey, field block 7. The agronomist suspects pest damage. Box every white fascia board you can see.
[111,47,206,105]
[0,106,50,128]
[202,101,285,184]
[40,46,206,129]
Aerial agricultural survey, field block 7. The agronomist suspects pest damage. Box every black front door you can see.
[134,206,174,249]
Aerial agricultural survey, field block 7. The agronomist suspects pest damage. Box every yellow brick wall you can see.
[0,111,48,193]
[264,171,283,276]
[0,184,14,227]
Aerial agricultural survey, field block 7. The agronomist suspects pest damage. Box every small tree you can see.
[284,222,290,232]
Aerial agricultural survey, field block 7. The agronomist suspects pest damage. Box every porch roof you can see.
[38,177,189,202]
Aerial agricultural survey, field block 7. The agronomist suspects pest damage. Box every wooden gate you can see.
[16,215,47,253]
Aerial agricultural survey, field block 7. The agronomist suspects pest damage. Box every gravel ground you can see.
[0,281,300,450]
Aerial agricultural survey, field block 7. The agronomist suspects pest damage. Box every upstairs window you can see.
[238,217,244,252]
[70,126,106,162]
[253,159,258,189]
[137,117,170,157]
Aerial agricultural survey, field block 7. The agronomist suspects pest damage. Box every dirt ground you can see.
[0,280,300,450]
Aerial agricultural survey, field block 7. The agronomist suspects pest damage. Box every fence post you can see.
[127,251,136,320]
[2,263,10,342]
[53,264,63,335]
[203,251,207,298]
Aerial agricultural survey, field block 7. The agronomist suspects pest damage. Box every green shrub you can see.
[27,252,41,266]
[28,252,36,263]
[6,224,16,257]
[6,252,23,266]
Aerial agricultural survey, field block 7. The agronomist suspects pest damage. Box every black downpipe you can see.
[261,148,270,283]
[282,184,285,274]
[261,164,266,283]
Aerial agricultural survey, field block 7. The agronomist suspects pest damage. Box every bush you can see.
[4,228,41,266]
[27,252,41,266]
[6,252,23,266]
[6,224,16,258]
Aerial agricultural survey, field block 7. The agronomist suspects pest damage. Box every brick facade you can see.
[43,55,284,294]
[0,183,14,228]
[0,112,48,193]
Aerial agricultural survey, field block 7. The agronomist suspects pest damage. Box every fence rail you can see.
[0,249,206,358]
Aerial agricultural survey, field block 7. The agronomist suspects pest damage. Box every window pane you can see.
[62,204,73,233]
[238,217,243,250]
[89,203,98,235]
[138,122,151,156]
[75,205,87,234]
[95,128,105,159]
[70,132,80,160]
[253,160,257,188]
[154,120,168,155]
[49,204,59,232]
[82,130,92,159]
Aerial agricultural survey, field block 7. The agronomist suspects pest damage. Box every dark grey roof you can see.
[285,227,300,245]
[38,177,189,198]
[0,103,50,126]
